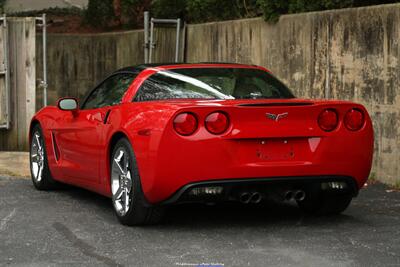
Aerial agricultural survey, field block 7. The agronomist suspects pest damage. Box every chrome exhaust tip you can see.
[250,192,262,204]
[294,190,306,201]
[284,190,294,201]
[239,192,251,204]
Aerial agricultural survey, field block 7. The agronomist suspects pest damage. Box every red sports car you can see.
[29,63,374,225]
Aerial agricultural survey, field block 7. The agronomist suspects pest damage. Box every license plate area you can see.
[256,139,295,161]
[236,138,310,163]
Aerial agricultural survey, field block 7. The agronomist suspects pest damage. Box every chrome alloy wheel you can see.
[31,131,45,182]
[111,148,133,216]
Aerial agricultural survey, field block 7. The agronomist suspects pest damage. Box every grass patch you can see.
[393,181,400,191]
[0,169,20,177]
[368,172,378,184]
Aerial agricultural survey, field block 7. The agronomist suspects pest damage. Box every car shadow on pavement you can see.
[53,184,362,229]
[162,202,362,229]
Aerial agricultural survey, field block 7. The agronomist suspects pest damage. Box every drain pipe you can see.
[36,14,48,107]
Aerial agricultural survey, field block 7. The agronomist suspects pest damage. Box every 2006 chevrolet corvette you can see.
[29,63,374,225]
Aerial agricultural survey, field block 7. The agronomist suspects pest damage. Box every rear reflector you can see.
[205,112,230,135]
[189,186,223,196]
[321,182,348,190]
[344,109,365,131]
[318,109,339,132]
[173,112,198,136]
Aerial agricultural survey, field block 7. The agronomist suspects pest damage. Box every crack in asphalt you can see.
[0,208,16,232]
[53,222,123,267]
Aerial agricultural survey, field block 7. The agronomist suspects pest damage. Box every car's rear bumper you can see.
[138,134,373,203]
[159,175,358,205]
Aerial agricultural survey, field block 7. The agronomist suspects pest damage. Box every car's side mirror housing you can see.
[58,98,78,112]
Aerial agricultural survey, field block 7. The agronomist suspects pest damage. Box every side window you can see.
[82,73,135,110]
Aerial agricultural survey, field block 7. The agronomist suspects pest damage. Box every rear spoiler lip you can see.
[237,102,314,107]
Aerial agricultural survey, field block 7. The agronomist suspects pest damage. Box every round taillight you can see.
[318,109,338,132]
[344,109,364,131]
[205,112,230,135]
[173,112,198,136]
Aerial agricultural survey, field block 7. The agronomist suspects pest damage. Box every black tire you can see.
[30,124,58,190]
[297,189,353,215]
[111,138,165,226]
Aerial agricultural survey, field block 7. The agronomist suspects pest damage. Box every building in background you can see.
[5,0,88,12]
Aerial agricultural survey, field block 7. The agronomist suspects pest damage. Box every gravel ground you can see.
[0,177,399,267]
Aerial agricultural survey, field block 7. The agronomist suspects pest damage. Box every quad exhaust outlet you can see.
[239,192,263,204]
[239,190,305,204]
[284,190,306,201]
[294,190,306,201]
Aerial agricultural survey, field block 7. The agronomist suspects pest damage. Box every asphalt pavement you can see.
[0,177,399,267]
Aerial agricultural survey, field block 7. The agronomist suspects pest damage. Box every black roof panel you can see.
[115,63,191,73]
[114,62,254,74]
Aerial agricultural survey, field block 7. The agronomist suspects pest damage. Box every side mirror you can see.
[58,98,78,111]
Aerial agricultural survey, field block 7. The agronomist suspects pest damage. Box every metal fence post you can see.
[175,18,181,62]
[0,14,10,129]
[42,13,48,106]
[149,18,155,63]
[36,14,48,107]
[147,17,183,63]
[144,11,150,64]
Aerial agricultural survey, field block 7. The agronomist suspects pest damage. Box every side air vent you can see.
[51,132,60,162]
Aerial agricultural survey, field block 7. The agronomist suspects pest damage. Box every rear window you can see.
[134,68,294,102]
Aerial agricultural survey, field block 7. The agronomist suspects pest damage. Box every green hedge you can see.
[258,0,400,22]
[84,0,400,28]
[152,0,260,22]
[257,0,354,22]
[0,0,6,13]
[151,0,186,19]
[153,0,400,23]
[84,0,115,28]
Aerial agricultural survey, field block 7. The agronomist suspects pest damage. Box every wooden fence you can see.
[0,21,7,127]
[35,27,181,108]
[0,18,36,151]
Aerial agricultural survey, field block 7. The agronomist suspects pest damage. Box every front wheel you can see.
[30,125,58,190]
[110,138,165,226]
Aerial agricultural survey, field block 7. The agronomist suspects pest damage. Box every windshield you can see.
[134,68,295,102]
